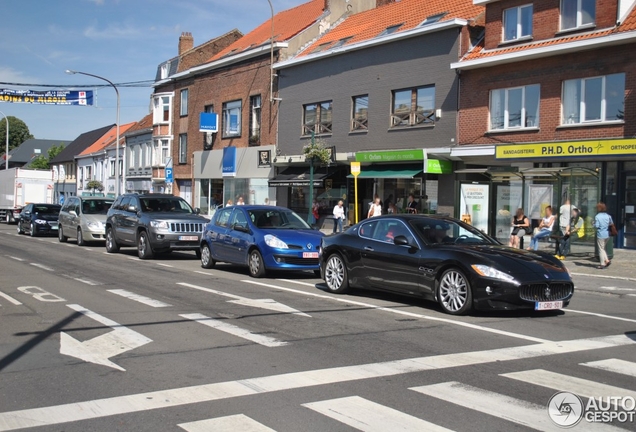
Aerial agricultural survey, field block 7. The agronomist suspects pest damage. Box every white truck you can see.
[0,168,54,223]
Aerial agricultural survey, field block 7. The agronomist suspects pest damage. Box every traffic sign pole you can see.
[351,162,360,224]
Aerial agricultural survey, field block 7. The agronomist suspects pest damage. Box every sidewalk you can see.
[562,247,636,281]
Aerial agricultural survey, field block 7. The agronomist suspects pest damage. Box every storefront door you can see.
[620,171,636,249]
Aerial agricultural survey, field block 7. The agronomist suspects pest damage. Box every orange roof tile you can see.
[79,122,135,156]
[124,113,153,135]
[300,0,484,56]
[460,4,636,62]
[207,0,326,62]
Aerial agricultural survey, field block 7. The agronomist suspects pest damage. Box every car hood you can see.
[82,214,108,224]
[441,244,569,279]
[258,228,324,245]
[33,213,59,221]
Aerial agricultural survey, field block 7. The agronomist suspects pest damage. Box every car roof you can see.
[225,205,294,211]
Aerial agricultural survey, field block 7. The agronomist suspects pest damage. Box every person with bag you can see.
[368,197,382,218]
[593,201,613,269]
[557,208,584,258]
[528,206,555,251]
[509,208,530,248]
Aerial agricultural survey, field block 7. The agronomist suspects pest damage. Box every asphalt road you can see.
[0,223,634,431]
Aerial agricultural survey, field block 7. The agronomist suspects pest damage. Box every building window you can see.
[562,74,625,124]
[153,139,170,166]
[222,100,242,138]
[490,84,540,130]
[561,0,595,30]
[379,23,403,36]
[178,134,187,164]
[153,95,171,123]
[503,5,532,41]
[144,143,151,167]
[110,160,115,177]
[160,61,170,80]
[128,147,135,169]
[180,89,188,116]
[391,86,435,128]
[303,101,332,135]
[352,95,369,131]
[249,95,261,146]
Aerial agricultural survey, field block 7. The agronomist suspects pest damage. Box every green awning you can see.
[348,164,423,179]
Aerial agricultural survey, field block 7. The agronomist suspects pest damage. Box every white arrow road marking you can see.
[1,334,632,431]
[0,291,22,306]
[181,313,288,347]
[108,289,172,308]
[60,304,152,372]
[177,282,311,317]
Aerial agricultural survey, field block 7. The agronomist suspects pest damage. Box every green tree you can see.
[29,143,65,170]
[0,116,34,158]
[86,180,104,195]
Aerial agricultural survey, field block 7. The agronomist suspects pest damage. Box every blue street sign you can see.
[200,112,218,133]
[165,167,173,184]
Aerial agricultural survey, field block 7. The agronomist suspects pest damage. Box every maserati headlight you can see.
[264,234,288,249]
[150,220,170,229]
[471,264,519,285]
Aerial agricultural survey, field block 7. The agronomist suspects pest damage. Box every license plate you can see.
[535,301,563,311]
[302,252,319,258]
[179,235,198,241]
[50,226,58,230]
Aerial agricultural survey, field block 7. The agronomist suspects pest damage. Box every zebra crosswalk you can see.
[180,358,635,432]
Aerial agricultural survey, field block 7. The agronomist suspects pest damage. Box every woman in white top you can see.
[368,197,382,218]
[528,206,555,251]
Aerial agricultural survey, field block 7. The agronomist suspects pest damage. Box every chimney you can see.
[179,32,194,55]
[324,0,329,11]
[376,0,395,7]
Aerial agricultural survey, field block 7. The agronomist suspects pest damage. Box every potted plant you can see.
[302,138,331,165]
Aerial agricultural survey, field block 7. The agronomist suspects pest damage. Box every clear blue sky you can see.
[0,0,302,141]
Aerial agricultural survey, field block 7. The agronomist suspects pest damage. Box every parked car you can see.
[58,196,114,246]
[319,215,574,315]
[16,203,62,237]
[200,205,324,277]
[105,193,208,259]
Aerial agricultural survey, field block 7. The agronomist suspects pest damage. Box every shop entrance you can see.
[619,171,636,248]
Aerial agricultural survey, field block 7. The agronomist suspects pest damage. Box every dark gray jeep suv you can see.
[105,193,208,259]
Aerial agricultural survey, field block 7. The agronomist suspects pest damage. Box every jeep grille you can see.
[169,222,204,233]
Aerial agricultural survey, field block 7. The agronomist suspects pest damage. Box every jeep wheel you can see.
[105,227,119,253]
[137,231,154,260]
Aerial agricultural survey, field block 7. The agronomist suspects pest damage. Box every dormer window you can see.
[332,37,353,49]
[311,42,332,53]
[503,5,533,41]
[419,13,447,26]
[561,0,596,30]
[378,23,403,36]
[160,61,170,80]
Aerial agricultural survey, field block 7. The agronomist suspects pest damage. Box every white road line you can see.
[178,414,276,432]
[194,271,211,276]
[571,272,636,282]
[72,277,101,286]
[127,257,139,261]
[566,309,636,323]
[156,263,173,268]
[581,359,636,378]
[502,369,636,402]
[410,382,622,432]
[108,289,171,308]
[278,278,315,287]
[244,279,549,343]
[180,313,288,348]
[5,256,24,262]
[303,396,452,432]
[0,334,632,431]
[29,263,54,271]
[0,292,22,305]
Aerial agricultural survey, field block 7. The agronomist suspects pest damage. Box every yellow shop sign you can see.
[496,139,636,159]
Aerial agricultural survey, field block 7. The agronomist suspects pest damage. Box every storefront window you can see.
[224,178,273,207]
[494,182,522,243]
[196,179,223,216]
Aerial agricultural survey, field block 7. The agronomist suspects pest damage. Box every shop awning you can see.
[347,163,423,179]
[268,167,332,187]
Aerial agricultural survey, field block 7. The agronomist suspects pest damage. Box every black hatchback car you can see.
[17,203,62,237]
[105,193,208,259]
[320,215,574,315]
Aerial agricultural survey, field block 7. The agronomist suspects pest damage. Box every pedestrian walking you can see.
[368,197,382,218]
[593,202,612,269]
[332,200,345,233]
[406,194,418,214]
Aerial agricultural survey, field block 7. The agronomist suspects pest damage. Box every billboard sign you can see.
[0,89,94,105]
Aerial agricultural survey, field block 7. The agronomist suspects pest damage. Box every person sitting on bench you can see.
[527,206,555,251]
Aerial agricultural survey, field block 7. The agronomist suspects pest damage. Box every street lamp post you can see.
[267,0,275,103]
[65,70,120,196]
[0,110,8,170]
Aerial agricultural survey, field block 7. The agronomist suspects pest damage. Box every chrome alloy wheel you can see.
[324,254,348,293]
[439,269,470,314]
